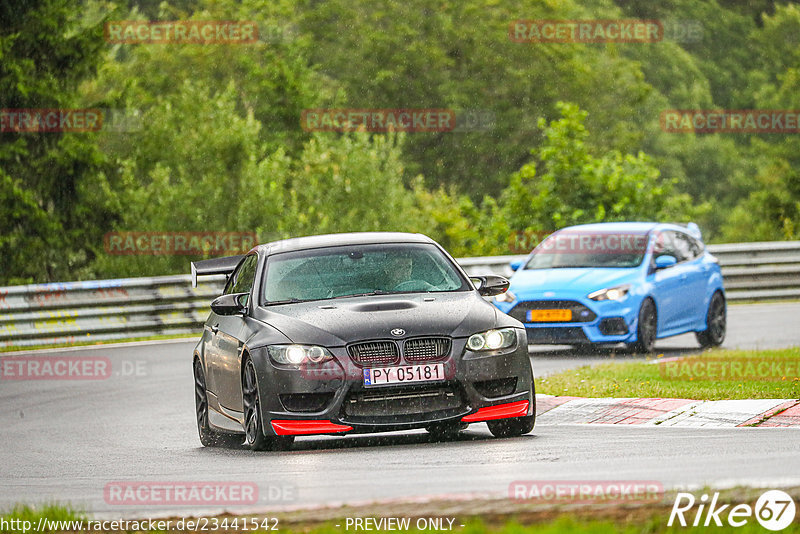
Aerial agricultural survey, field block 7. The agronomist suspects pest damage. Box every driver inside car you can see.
[382,253,414,291]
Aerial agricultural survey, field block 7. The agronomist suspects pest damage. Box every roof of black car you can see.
[254,232,435,255]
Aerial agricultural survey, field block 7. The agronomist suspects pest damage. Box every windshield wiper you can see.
[331,290,390,299]
[264,298,308,305]
[267,290,393,305]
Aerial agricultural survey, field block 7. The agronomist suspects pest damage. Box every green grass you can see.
[0,333,198,353]
[0,505,84,532]
[538,347,800,400]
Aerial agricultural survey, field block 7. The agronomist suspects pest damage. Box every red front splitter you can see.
[270,420,353,436]
[461,400,530,423]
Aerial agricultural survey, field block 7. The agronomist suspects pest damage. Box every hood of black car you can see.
[252,292,510,347]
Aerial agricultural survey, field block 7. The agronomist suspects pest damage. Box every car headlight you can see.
[494,290,517,303]
[466,328,517,351]
[588,284,631,301]
[268,345,333,365]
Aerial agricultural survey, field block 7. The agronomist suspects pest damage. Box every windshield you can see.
[262,243,468,303]
[524,231,650,269]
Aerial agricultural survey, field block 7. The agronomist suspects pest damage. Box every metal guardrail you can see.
[1,241,798,348]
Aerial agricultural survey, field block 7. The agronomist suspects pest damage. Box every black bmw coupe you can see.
[191,232,535,450]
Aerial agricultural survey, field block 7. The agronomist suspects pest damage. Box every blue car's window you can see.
[670,231,702,262]
[262,243,468,303]
[524,231,649,269]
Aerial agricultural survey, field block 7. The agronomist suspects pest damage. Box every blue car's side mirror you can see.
[510,260,524,271]
[655,255,677,270]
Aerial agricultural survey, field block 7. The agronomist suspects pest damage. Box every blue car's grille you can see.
[525,327,589,344]
[509,300,596,323]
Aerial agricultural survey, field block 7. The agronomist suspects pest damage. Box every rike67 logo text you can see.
[669,490,796,531]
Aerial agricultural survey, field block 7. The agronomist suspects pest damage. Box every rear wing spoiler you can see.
[190,255,244,288]
[669,222,702,240]
[685,222,702,240]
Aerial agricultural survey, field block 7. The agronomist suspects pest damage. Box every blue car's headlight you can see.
[588,284,631,301]
[466,328,517,351]
[268,345,333,365]
[494,290,516,303]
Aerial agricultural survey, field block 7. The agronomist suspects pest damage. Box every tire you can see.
[628,298,657,354]
[194,358,243,448]
[425,421,466,441]
[242,358,294,451]
[487,383,536,438]
[696,291,726,348]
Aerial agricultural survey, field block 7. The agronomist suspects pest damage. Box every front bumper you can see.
[495,296,640,345]
[249,333,534,436]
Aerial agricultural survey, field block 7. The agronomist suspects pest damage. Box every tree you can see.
[0,0,109,284]
[494,102,699,245]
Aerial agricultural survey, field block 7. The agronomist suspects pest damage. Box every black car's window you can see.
[262,243,468,303]
[225,254,258,304]
[524,231,649,269]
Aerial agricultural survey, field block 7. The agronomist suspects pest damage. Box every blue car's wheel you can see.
[628,299,657,353]
[696,291,726,348]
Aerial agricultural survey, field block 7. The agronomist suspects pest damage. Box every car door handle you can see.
[211,324,219,334]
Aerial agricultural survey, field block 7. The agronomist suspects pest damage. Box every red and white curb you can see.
[535,394,800,427]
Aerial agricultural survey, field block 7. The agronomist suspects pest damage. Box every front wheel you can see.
[628,299,657,354]
[696,291,726,348]
[242,358,294,451]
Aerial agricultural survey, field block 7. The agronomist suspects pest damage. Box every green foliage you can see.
[3,0,799,283]
[295,0,653,194]
[490,103,701,253]
[0,0,109,283]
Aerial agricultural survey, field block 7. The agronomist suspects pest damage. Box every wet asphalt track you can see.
[1,302,798,517]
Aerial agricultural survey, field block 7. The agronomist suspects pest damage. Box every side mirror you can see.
[510,260,524,271]
[211,293,249,316]
[654,255,677,270]
[471,275,510,297]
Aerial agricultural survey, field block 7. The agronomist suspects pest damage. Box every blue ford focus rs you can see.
[492,222,726,352]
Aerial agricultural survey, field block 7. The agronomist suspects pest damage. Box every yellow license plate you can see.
[528,309,572,322]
